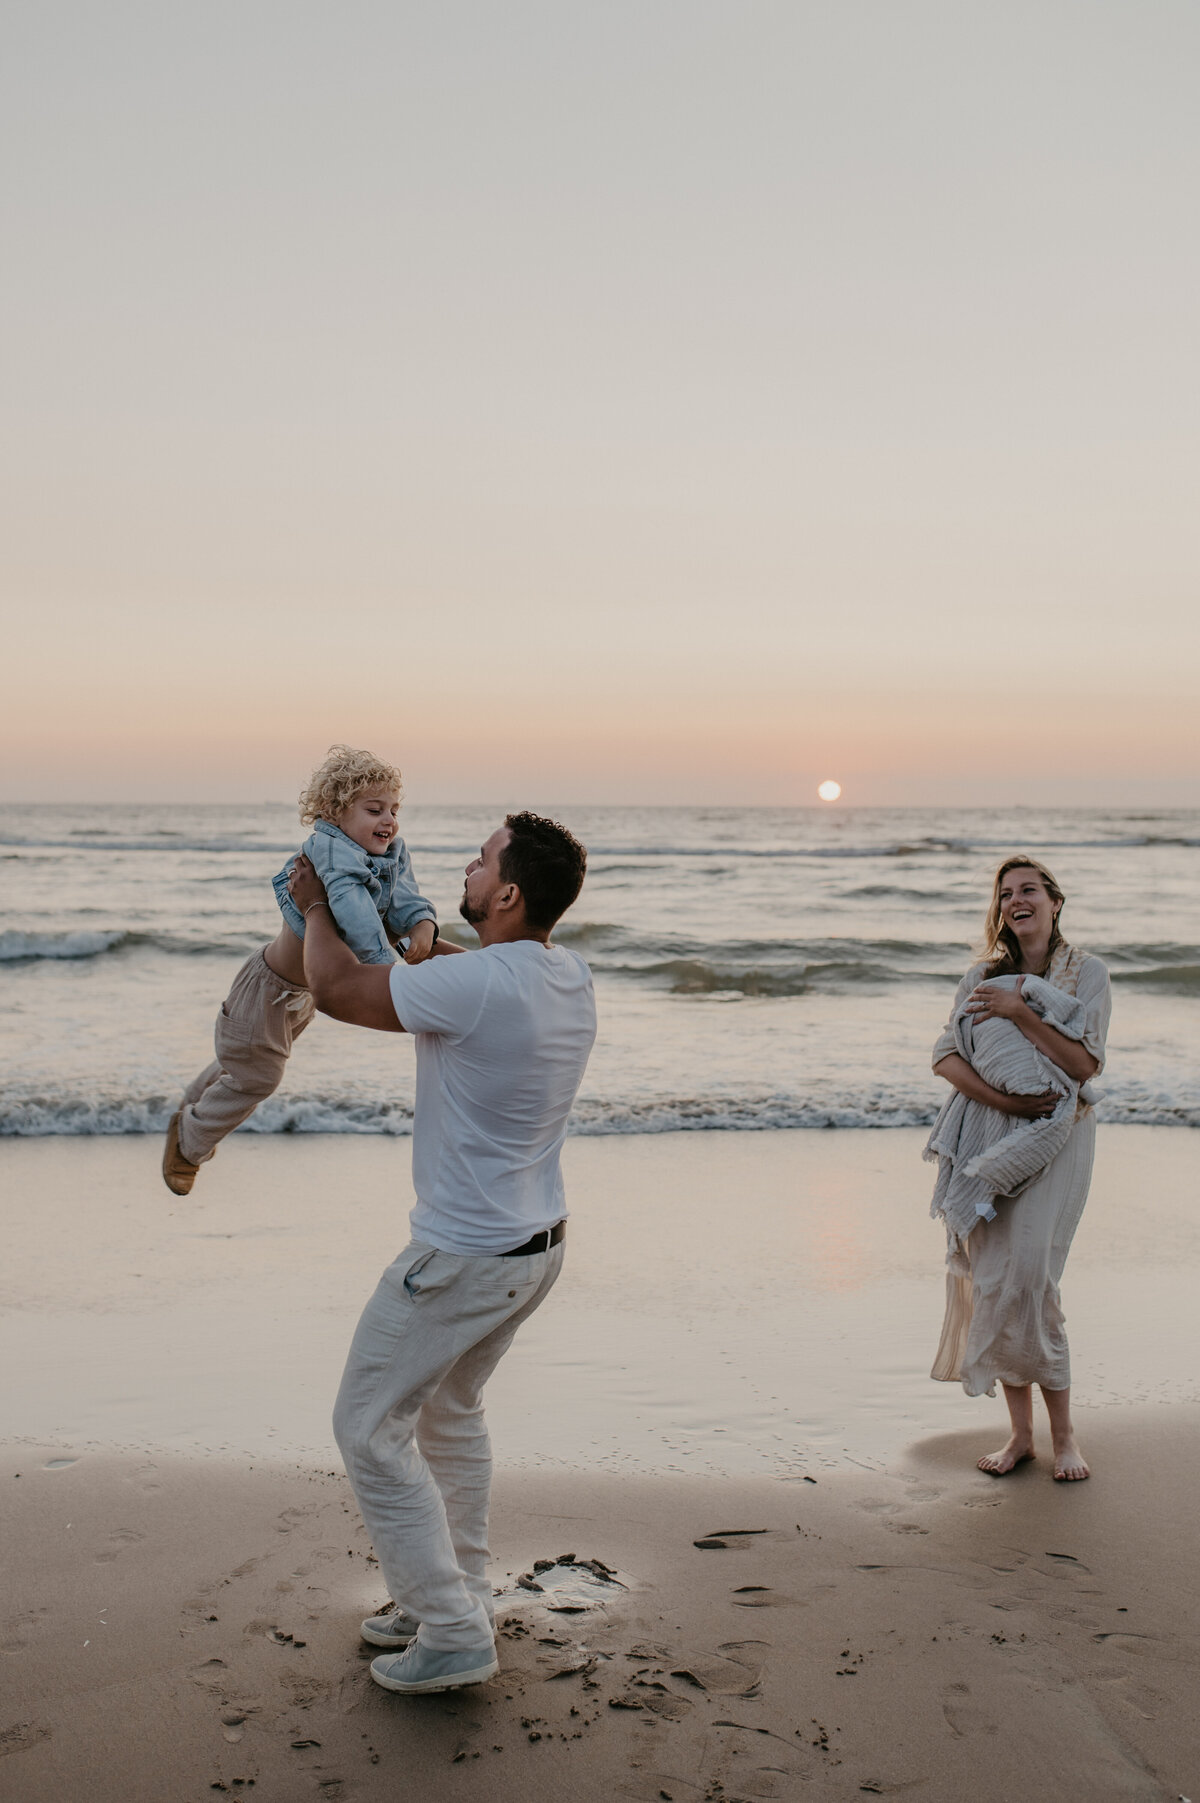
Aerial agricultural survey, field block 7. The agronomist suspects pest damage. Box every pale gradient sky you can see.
[3,1,1197,805]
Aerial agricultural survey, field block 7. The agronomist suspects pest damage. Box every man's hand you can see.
[404,919,437,965]
[288,852,328,918]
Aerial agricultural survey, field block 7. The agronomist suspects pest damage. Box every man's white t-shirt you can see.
[388,940,597,1255]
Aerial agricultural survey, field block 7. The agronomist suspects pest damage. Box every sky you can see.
[2,1,1197,807]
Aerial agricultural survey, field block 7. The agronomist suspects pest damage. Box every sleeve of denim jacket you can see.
[382,837,439,937]
[308,833,396,966]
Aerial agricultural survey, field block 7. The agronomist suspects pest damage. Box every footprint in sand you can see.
[94,1528,145,1564]
[941,1681,1000,1740]
[1,1610,46,1656]
[901,1483,942,1503]
[1097,1672,1162,1721]
[738,1768,800,1800]
[189,1658,230,1692]
[298,1586,331,1620]
[0,1722,52,1757]
[274,1506,316,1535]
[668,1642,767,1698]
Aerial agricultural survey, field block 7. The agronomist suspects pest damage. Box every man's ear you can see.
[494,881,521,915]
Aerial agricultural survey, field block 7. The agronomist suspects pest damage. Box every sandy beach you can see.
[4,1128,1200,1799]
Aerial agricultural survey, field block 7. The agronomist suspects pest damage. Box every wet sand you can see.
[3,1128,1200,1798]
[3,1128,1199,1469]
[5,1421,1199,1801]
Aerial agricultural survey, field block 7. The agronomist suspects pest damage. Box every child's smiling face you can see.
[337,787,401,855]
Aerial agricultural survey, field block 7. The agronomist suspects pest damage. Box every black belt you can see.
[500,1220,565,1257]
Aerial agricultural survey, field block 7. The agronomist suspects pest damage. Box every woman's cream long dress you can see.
[930,948,1112,1397]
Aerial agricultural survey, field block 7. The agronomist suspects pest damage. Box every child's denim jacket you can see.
[272,818,436,967]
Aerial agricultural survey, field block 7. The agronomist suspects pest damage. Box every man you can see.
[287,811,596,1695]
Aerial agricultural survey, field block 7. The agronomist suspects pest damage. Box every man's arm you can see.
[288,855,405,1032]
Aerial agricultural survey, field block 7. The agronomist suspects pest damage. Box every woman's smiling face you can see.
[997,866,1059,946]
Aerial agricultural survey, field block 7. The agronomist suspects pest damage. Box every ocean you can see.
[2,802,1198,1138]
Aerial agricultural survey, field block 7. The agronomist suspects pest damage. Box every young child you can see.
[163,745,437,1195]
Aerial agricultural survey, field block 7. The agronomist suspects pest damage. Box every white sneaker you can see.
[360,1606,420,1649]
[370,1640,499,1694]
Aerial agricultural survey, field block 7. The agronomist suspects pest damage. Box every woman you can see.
[928,856,1111,1480]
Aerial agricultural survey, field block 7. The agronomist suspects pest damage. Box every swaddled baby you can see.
[925,974,1098,1242]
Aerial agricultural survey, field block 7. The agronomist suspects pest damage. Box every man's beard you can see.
[459,889,489,927]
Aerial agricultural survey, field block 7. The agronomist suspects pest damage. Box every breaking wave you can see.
[4,1084,1197,1137]
[8,919,1200,996]
[0,928,264,963]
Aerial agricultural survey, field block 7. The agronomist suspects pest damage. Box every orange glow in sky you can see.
[2,6,1198,805]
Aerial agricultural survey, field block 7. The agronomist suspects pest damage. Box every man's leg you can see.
[333,1243,561,1652]
[417,1247,563,1630]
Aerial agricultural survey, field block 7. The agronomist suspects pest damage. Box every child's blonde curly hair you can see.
[298,745,404,827]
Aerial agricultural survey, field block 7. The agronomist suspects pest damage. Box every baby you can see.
[163,744,436,1195]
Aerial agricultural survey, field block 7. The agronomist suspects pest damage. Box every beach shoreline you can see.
[3,1127,1198,1469]
[4,1127,1199,1797]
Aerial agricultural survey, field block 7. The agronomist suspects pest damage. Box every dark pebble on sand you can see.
[693,1538,727,1550]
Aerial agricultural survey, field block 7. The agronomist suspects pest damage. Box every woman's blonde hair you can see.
[980,854,1066,977]
[298,745,403,826]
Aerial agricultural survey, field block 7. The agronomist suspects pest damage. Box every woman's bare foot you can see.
[1052,1437,1090,1481]
[977,1435,1035,1475]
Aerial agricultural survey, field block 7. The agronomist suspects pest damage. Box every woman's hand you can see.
[934,1053,1059,1118]
[287,852,328,918]
[964,975,1030,1023]
[998,1087,1060,1120]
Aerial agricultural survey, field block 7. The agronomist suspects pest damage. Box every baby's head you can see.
[298,744,403,855]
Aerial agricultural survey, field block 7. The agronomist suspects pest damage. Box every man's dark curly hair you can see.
[499,812,587,931]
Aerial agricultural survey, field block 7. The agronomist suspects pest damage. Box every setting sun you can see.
[817,780,842,802]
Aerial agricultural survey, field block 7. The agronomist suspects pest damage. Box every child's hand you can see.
[404,920,437,964]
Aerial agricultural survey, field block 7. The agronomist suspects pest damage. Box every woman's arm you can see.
[934,1053,1059,1118]
[964,980,1100,1084]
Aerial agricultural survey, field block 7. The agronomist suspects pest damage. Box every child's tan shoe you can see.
[162,1111,200,1195]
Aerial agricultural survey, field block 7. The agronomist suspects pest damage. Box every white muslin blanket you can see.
[925,974,1099,1244]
